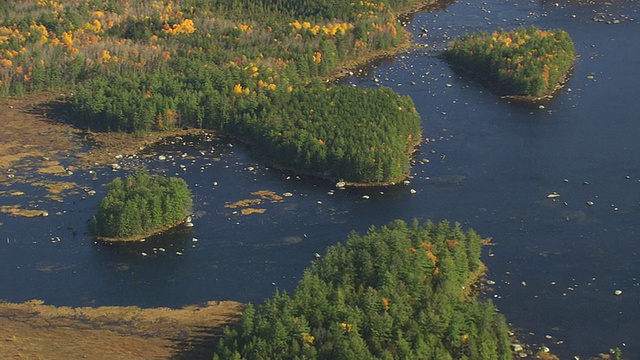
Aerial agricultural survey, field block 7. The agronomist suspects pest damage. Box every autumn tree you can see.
[443,26,575,97]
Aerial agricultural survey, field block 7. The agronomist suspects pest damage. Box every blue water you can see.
[1,0,639,358]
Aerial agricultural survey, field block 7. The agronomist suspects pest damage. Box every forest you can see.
[443,26,575,97]
[213,220,513,360]
[0,0,428,183]
[88,171,193,239]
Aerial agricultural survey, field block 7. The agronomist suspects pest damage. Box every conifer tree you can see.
[89,172,192,239]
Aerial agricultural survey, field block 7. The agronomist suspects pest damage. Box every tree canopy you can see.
[0,0,425,183]
[214,219,512,359]
[89,171,193,239]
[443,26,575,97]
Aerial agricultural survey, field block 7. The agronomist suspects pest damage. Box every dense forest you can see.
[0,0,428,183]
[214,220,512,359]
[89,171,193,239]
[443,26,575,97]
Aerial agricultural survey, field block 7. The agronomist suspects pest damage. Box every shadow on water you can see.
[94,225,195,255]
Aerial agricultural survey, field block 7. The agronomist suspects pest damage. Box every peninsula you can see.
[0,0,447,184]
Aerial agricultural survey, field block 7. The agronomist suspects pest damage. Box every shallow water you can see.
[1,0,639,358]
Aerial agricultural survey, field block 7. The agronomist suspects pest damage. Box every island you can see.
[89,172,193,241]
[442,26,575,99]
[214,220,513,359]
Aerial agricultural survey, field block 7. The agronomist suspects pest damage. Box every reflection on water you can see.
[1,0,639,358]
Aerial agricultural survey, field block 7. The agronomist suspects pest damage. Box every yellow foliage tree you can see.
[163,19,196,36]
[233,83,244,94]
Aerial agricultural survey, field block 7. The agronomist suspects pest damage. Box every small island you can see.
[443,26,575,99]
[89,172,193,241]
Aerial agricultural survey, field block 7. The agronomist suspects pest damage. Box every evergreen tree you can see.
[89,172,192,239]
[214,220,512,359]
[1,0,425,184]
[443,26,575,97]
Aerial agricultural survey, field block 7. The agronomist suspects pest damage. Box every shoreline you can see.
[327,0,449,82]
[93,220,192,243]
[0,1,443,180]
[443,58,575,103]
[501,64,576,102]
[241,135,423,188]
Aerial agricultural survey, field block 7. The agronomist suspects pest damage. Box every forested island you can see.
[0,0,434,184]
[443,26,575,99]
[89,172,193,240]
[214,220,513,359]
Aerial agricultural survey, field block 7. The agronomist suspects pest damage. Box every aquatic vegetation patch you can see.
[32,180,79,194]
[240,208,267,215]
[282,236,304,244]
[0,204,48,217]
[36,160,70,175]
[30,180,80,202]
[36,262,77,273]
[225,198,262,208]
[252,190,284,203]
[0,299,243,359]
[225,190,285,214]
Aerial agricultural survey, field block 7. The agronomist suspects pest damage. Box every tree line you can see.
[0,0,426,183]
[214,219,512,359]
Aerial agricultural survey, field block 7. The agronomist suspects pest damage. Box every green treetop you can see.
[89,171,193,240]
[214,219,511,360]
[444,26,575,98]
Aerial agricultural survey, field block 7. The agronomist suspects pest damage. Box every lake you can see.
[1,0,639,358]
